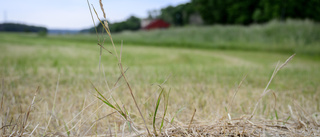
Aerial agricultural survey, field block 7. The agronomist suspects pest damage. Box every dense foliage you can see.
[192,0,320,24]
[157,0,320,25]
[159,3,195,26]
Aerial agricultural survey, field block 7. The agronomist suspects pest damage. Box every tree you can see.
[192,0,320,24]
[192,0,231,24]
[160,3,196,26]
[227,0,259,24]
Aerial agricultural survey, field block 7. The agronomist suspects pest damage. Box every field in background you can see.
[2,20,319,55]
[0,20,319,136]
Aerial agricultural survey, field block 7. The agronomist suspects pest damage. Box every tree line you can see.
[0,23,47,34]
[160,0,320,26]
[83,0,320,33]
[191,0,320,25]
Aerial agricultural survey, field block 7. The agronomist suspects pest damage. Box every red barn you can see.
[142,19,170,30]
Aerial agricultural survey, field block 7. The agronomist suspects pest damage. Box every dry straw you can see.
[85,0,319,136]
[0,0,318,136]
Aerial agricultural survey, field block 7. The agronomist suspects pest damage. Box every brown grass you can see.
[0,0,319,136]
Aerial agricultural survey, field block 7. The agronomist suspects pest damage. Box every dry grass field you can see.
[1,33,319,136]
[0,2,320,136]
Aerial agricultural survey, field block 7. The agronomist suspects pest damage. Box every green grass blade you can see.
[111,96,127,119]
[90,81,108,101]
[96,96,116,110]
[274,109,279,120]
[90,82,120,111]
[63,121,70,137]
[284,116,291,125]
[171,107,185,124]
[153,88,164,136]
[160,89,171,133]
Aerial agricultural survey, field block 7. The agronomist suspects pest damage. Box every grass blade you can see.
[275,110,279,120]
[284,116,291,125]
[152,88,164,136]
[63,121,70,137]
[249,54,295,120]
[187,109,196,130]
[160,88,170,133]
[118,63,151,135]
[171,107,185,124]
[89,1,150,135]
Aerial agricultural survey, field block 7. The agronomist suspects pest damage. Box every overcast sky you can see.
[0,0,190,30]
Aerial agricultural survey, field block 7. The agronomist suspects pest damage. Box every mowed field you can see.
[0,20,320,136]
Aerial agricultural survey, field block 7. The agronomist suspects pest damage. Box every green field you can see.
[0,20,320,136]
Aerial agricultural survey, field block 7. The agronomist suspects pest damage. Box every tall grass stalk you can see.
[249,54,295,120]
[87,0,151,135]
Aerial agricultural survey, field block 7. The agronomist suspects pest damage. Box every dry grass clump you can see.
[0,86,39,136]
[158,117,319,136]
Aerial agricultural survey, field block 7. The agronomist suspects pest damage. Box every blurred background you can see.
[0,0,189,32]
[0,0,319,34]
[2,0,320,55]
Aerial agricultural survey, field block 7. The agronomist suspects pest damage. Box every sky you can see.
[0,0,190,30]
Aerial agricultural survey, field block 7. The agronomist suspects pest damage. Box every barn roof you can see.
[143,19,170,30]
